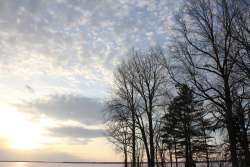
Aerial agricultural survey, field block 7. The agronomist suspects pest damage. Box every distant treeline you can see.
[105,0,250,167]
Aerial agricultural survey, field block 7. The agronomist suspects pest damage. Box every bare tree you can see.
[106,60,139,167]
[169,0,250,166]
[106,48,169,167]
[114,62,138,167]
[125,48,169,167]
[106,107,131,167]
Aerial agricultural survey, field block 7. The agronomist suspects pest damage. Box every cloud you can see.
[0,0,179,72]
[0,0,181,105]
[17,94,105,125]
[49,126,106,138]
[0,0,182,162]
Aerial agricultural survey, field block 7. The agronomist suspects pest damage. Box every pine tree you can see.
[162,84,213,167]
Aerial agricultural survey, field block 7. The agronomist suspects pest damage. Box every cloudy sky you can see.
[0,0,179,162]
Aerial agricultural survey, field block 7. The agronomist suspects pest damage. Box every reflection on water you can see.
[7,162,27,167]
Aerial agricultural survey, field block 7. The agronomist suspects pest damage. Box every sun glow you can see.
[0,106,42,149]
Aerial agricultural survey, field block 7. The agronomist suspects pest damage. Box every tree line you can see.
[105,0,250,167]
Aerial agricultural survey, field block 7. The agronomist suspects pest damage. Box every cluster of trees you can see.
[105,0,250,167]
[106,49,168,167]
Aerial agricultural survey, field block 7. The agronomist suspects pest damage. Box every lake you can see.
[0,162,231,167]
[0,162,123,167]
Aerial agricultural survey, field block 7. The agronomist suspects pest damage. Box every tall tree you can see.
[125,48,168,167]
[106,60,139,167]
[169,0,250,166]
[106,101,131,167]
[106,48,168,167]
[162,84,210,167]
[114,63,138,167]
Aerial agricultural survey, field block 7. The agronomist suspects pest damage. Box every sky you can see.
[0,0,180,162]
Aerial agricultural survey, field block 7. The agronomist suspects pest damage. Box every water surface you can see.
[0,162,230,167]
[0,162,123,167]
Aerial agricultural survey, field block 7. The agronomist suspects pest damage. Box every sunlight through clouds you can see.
[0,105,43,149]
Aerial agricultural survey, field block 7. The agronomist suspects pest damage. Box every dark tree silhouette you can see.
[162,84,212,167]
[168,0,250,166]
[106,48,169,167]
[105,1,250,165]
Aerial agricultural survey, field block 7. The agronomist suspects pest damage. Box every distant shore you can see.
[0,160,230,164]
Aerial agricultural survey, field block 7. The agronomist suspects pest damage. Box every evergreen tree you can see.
[162,84,213,167]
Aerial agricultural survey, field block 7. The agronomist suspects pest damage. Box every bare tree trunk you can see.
[225,82,239,167]
[239,105,250,166]
[185,139,189,167]
[138,125,150,167]
[124,147,128,167]
[155,142,159,167]
[227,124,238,167]
[132,108,136,167]
[169,147,173,167]
[149,111,155,167]
[200,119,209,167]
[137,156,139,167]
[174,138,178,167]
[205,141,209,167]
[241,127,250,166]
[188,135,194,167]
[159,142,166,167]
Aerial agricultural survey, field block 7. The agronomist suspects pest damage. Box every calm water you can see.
[0,162,230,167]
[0,163,123,167]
